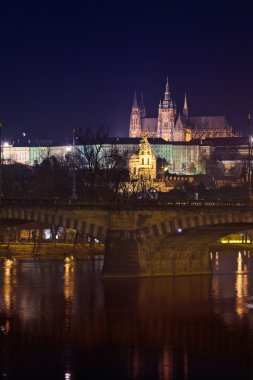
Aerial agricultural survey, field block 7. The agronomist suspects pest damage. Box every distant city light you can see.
[66,146,72,152]
[44,229,52,240]
[3,142,9,147]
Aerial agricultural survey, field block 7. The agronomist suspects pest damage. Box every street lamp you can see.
[0,122,4,199]
[70,128,78,200]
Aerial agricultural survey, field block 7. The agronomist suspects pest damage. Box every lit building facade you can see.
[129,135,156,179]
[2,136,250,177]
[3,145,30,165]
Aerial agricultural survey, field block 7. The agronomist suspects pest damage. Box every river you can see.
[0,250,253,379]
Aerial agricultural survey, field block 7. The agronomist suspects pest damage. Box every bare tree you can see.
[75,127,130,200]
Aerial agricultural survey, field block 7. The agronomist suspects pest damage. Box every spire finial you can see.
[163,76,171,106]
[166,76,169,92]
[183,92,188,117]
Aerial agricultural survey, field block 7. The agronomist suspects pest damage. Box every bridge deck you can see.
[0,198,249,210]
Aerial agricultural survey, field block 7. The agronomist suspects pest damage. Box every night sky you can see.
[0,1,253,142]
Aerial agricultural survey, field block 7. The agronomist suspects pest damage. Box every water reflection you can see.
[215,251,219,271]
[158,345,173,380]
[64,257,75,379]
[4,259,13,313]
[64,258,75,301]
[0,258,17,379]
[235,252,249,316]
[0,257,252,378]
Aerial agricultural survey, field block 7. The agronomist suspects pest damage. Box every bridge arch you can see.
[0,208,108,243]
[138,211,253,240]
[125,209,253,277]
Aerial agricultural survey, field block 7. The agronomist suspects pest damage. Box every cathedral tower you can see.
[129,92,142,138]
[157,78,176,140]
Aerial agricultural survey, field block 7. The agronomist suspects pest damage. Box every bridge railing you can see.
[0,198,249,210]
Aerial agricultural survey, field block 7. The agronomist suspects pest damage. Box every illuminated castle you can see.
[129,78,233,141]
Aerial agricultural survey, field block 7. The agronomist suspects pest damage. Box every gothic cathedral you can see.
[129,78,233,141]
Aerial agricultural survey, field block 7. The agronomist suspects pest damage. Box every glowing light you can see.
[215,252,219,271]
[177,228,182,233]
[64,256,74,263]
[65,373,71,380]
[65,146,72,152]
[4,259,15,314]
[220,239,252,244]
[44,229,52,240]
[3,142,9,147]
[64,261,74,300]
[235,250,249,316]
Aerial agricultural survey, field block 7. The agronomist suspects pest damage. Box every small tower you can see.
[129,134,156,180]
[157,77,176,140]
[129,92,142,138]
[183,93,188,117]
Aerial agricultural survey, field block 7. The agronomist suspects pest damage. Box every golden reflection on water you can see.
[3,259,16,337]
[215,251,219,271]
[64,259,74,301]
[63,258,75,379]
[4,259,16,314]
[4,260,12,312]
[235,251,248,316]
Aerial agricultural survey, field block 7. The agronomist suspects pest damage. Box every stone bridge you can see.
[0,199,252,277]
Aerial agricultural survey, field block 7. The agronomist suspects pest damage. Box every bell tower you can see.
[157,78,176,140]
[129,92,142,138]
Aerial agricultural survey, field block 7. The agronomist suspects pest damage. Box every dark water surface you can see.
[0,251,253,379]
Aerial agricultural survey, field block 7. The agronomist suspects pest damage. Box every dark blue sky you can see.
[0,0,252,142]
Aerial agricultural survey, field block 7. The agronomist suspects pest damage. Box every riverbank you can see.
[211,242,253,251]
[0,242,104,260]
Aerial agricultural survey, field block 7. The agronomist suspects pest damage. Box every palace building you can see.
[129,78,233,141]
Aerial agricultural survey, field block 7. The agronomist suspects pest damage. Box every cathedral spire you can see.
[166,76,169,92]
[162,76,171,109]
[164,76,170,102]
[183,92,188,117]
[133,91,138,108]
